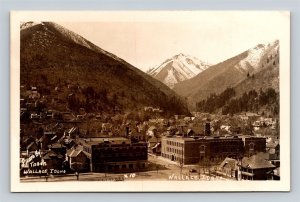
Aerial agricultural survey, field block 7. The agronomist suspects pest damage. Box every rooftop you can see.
[241,153,275,169]
[79,137,131,145]
[219,157,239,170]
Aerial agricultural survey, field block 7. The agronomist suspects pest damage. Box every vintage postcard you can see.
[10,11,290,192]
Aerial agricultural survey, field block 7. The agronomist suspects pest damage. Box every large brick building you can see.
[242,136,266,157]
[77,137,148,172]
[161,135,266,165]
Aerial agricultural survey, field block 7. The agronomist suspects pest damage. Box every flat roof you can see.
[79,137,131,145]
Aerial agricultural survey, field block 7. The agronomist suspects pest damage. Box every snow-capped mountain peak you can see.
[148,54,211,88]
[237,40,279,72]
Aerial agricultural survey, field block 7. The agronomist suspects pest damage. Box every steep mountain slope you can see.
[195,52,280,115]
[173,41,279,108]
[148,53,211,88]
[233,51,279,97]
[20,22,189,115]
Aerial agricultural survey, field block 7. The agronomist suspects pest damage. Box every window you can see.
[200,145,206,153]
[249,143,255,151]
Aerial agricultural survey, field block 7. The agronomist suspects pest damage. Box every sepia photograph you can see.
[10,11,290,192]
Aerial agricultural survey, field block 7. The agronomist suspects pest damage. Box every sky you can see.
[58,12,289,72]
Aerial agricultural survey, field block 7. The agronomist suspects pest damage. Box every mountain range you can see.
[20,22,190,115]
[147,53,211,88]
[172,41,279,109]
[20,21,279,115]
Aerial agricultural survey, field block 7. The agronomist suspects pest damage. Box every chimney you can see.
[204,122,211,136]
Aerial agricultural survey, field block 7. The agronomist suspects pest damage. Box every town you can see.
[20,84,280,182]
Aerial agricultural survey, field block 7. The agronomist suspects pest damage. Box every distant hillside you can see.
[20,22,190,116]
[234,56,279,98]
[195,49,280,116]
[148,53,211,88]
[173,41,279,109]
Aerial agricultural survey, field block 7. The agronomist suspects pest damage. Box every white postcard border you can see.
[10,11,290,192]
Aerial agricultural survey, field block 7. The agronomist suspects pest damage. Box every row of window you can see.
[166,140,184,148]
[161,153,183,162]
[166,147,183,155]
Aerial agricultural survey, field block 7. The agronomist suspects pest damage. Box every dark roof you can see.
[67,149,82,158]
[43,150,60,159]
[26,142,39,150]
[219,157,238,170]
[241,153,275,169]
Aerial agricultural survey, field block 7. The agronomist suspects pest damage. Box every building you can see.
[242,136,266,156]
[161,136,245,165]
[147,136,161,155]
[240,152,275,180]
[66,145,91,172]
[217,157,239,179]
[77,137,148,172]
[266,140,280,160]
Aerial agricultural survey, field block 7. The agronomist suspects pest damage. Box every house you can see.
[42,150,65,171]
[146,126,157,137]
[66,146,90,172]
[26,141,40,152]
[48,142,67,157]
[240,152,275,180]
[266,140,280,160]
[147,135,161,154]
[217,157,239,179]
